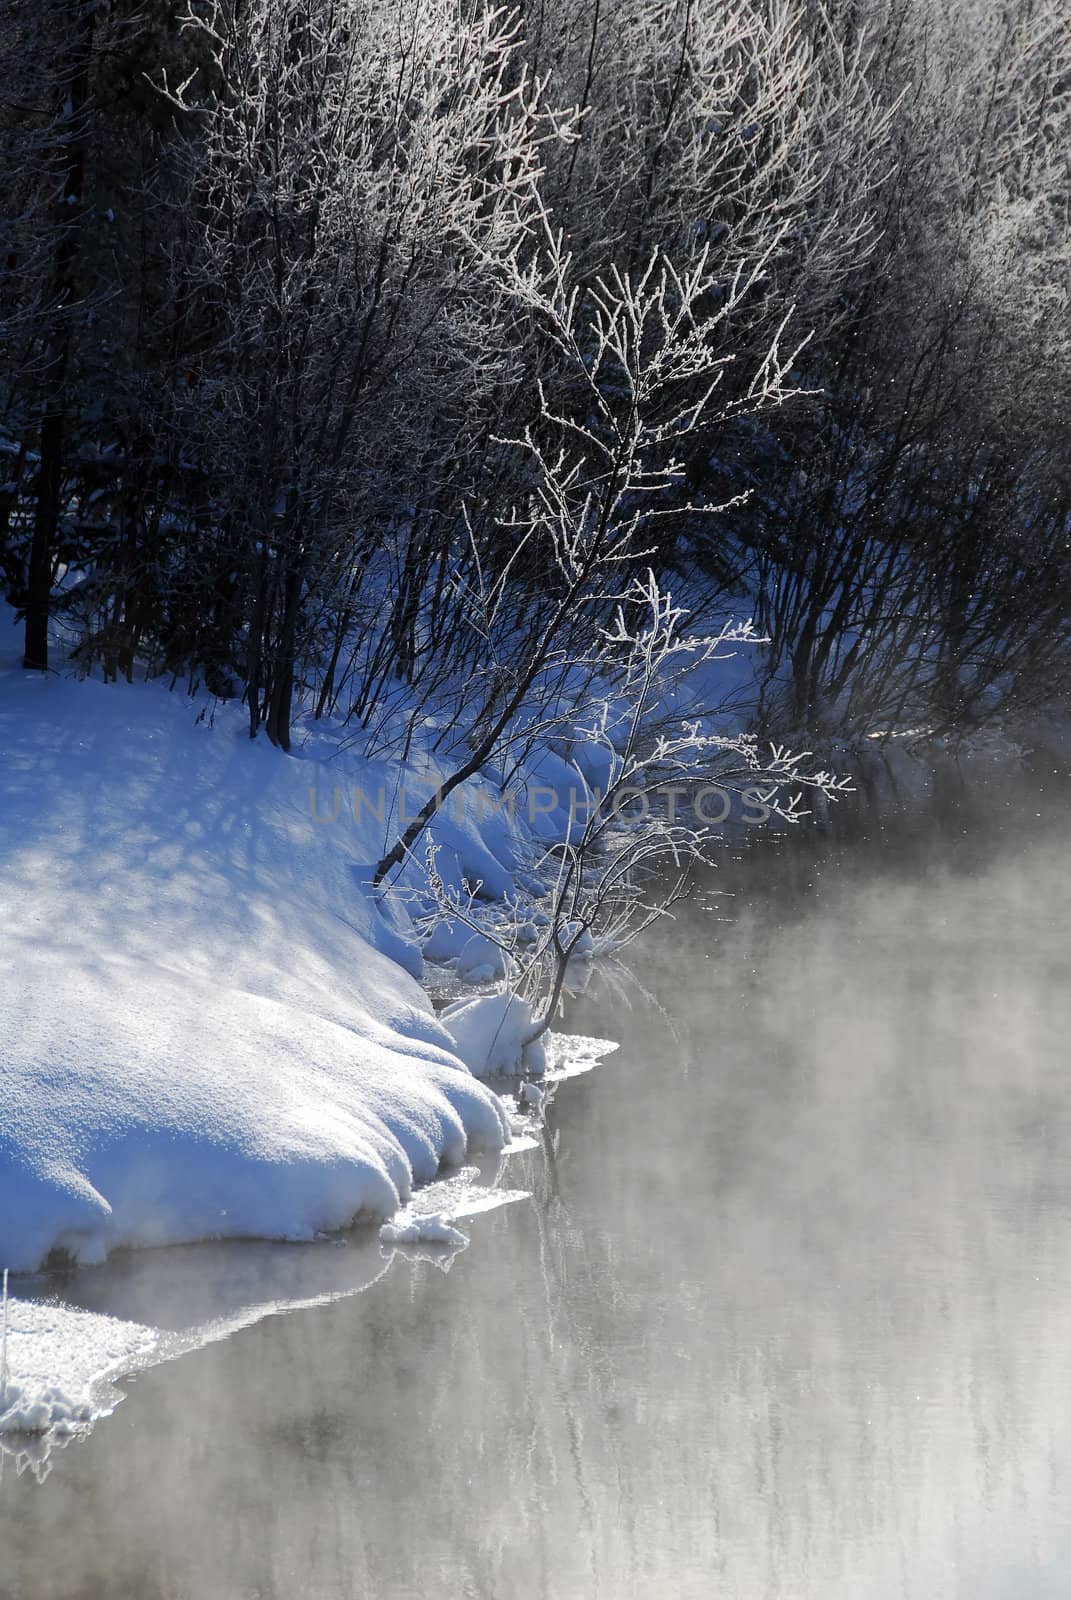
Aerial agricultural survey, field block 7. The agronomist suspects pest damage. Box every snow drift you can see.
[0,605,514,1272]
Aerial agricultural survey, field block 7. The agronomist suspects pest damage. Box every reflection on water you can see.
[3,806,1071,1599]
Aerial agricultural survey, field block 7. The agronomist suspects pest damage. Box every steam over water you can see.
[4,799,1071,1599]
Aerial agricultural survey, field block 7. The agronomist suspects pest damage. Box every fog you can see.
[4,799,1071,1600]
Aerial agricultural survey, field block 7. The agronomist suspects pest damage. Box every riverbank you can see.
[1,596,620,1249]
[0,589,627,1439]
[2,587,1061,1441]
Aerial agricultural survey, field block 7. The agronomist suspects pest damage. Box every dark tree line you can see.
[1,0,1067,755]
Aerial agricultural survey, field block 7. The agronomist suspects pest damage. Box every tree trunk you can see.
[264,560,302,751]
[23,405,64,671]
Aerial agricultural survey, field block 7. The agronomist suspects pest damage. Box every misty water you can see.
[4,790,1071,1600]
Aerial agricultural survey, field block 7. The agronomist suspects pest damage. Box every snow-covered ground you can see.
[0,595,621,1449]
[0,609,523,1276]
[0,608,628,1282]
[0,1297,156,1444]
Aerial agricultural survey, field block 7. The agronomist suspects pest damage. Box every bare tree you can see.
[417,570,851,1061]
[157,0,559,746]
[372,166,824,884]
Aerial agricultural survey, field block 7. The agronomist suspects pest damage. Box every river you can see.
[3,789,1071,1599]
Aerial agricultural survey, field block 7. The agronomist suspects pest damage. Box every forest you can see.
[0,0,1068,764]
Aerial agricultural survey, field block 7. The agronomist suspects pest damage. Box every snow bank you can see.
[440,992,548,1078]
[379,1212,468,1247]
[454,931,511,983]
[0,1298,156,1438]
[0,579,623,1290]
[0,948,510,1270]
[0,606,514,1272]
